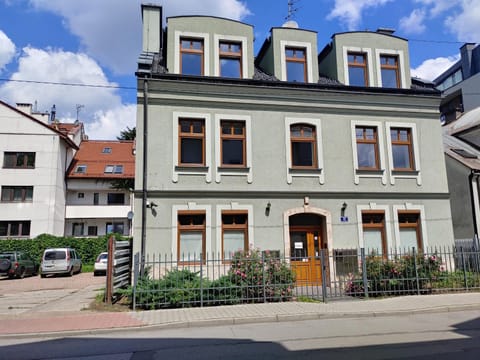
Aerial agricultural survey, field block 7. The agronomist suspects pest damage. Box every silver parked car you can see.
[41,248,82,277]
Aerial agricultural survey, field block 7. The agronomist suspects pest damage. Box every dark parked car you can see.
[0,251,39,279]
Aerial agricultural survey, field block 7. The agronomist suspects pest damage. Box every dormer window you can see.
[348,52,368,86]
[75,165,87,173]
[285,47,307,82]
[219,41,242,78]
[180,37,204,75]
[380,55,400,88]
[102,147,112,154]
[104,165,124,174]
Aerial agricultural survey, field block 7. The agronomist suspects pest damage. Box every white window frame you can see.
[392,203,428,251]
[214,114,252,183]
[216,203,254,257]
[172,203,212,261]
[385,122,421,185]
[174,31,210,76]
[214,34,248,78]
[356,203,392,250]
[280,40,313,83]
[343,46,374,86]
[285,117,324,184]
[351,120,387,185]
[375,49,406,89]
[172,112,212,183]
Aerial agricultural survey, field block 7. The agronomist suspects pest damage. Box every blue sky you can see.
[0,0,478,139]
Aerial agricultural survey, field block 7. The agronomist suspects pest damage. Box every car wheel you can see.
[17,267,26,279]
[77,265,82,274]
[41,273,46,278]
[68,267,74,276]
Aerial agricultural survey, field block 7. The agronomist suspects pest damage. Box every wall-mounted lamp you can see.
[146,201,157,209]
[341,202,347,217]
[265,202,271,216]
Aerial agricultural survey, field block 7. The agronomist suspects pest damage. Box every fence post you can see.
[361,248,369,298]
[262,251,267,303]
[461,247,468,290]
[413,247,420,295]
[133,252,139,310]
[321,249,327,303]
[200,254,204,307]
[105,235,115,304]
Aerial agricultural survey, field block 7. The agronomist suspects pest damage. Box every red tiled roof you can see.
[67,140,135,179]
[49,122,83,136]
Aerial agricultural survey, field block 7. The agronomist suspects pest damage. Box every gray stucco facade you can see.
[134,6,454,270]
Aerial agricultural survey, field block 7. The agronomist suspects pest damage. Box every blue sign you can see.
[340,216,349,222]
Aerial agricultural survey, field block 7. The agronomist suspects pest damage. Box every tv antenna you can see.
[76,104,84,122]
[285,0,300,21]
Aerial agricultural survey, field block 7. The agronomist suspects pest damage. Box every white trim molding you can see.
[214,114,252,183]
[172,111,212,183]
[385,122,421,185]
[285,117,324,185]
[213,34,248,78]
[172,203,212,260]
[351,120,387,185]
[392,203,428,250]
[215,203,254,256]
[375,49,406,89]
[174,31,210,75]
[342,46,374,86]
[280,40,314,83]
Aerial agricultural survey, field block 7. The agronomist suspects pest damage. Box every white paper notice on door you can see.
[294,242,303,249]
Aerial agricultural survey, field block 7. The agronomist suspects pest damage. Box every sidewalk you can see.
[1,292,479,338]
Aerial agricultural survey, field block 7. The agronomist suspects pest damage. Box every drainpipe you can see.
[140,78,149,274]
[469,170,480,237]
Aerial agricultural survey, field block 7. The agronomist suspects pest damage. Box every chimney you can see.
[16,103,33,115]
[141,4,162,54]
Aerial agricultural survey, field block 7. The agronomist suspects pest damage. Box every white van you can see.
[41,248,82,277]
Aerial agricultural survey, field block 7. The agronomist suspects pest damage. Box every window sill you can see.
[355,169,385,176]
[217,167,250,173]
[289,168,322,174]
[175,166,209,172]
[392,169,419,176]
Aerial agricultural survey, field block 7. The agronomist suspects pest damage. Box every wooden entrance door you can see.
[290,230,322,284]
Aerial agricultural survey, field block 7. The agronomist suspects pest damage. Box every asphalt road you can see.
[1,309,479,359]
[0,272,105,315]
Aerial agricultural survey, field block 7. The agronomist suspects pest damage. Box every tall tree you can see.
[117,126,136,140]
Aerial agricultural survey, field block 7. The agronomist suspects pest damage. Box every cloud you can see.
[445,0,480,43]
[326,0,393,30]
[399,9,426,34]
[0,46,131,139]
[411,55,460,81]
[27,0,251,76]
[84,104,137,141]
[414,0,460,17]
[0,30,15,71]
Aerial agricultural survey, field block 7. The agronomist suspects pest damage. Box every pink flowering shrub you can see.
[228,248,295,302]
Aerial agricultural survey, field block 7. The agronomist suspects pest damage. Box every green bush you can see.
[0,234,130,265]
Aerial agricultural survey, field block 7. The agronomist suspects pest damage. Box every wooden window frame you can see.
[380,55,400,88]
[220,120,246,167]
[390,127,414,170]
[348,52,368,86]
[219,41,242,78]
[290,124,317,169]
[3,152,35,169]
[355,126,379,170]
[398,211,423,252]
[1,186,33,202]
[221,210,248,261]
[178,118,205,167]
[177,211,206,263]
[285,47,307,82]
[180,37,204,75]
[362,210,387,256]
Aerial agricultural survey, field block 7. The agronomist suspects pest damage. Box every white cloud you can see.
[399,9,427,34]
[84,104,137,140]
[0,30,15,72]
[411,55,460,81]
[414,0,460,17]
[27,0,250,75]
[445,0,480,43]
[0,46,131,139]
[326,0,394,30]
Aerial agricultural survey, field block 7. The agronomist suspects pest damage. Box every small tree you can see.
[117,126,136,140]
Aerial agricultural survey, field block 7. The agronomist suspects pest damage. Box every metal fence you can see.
[131,245,480,310]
